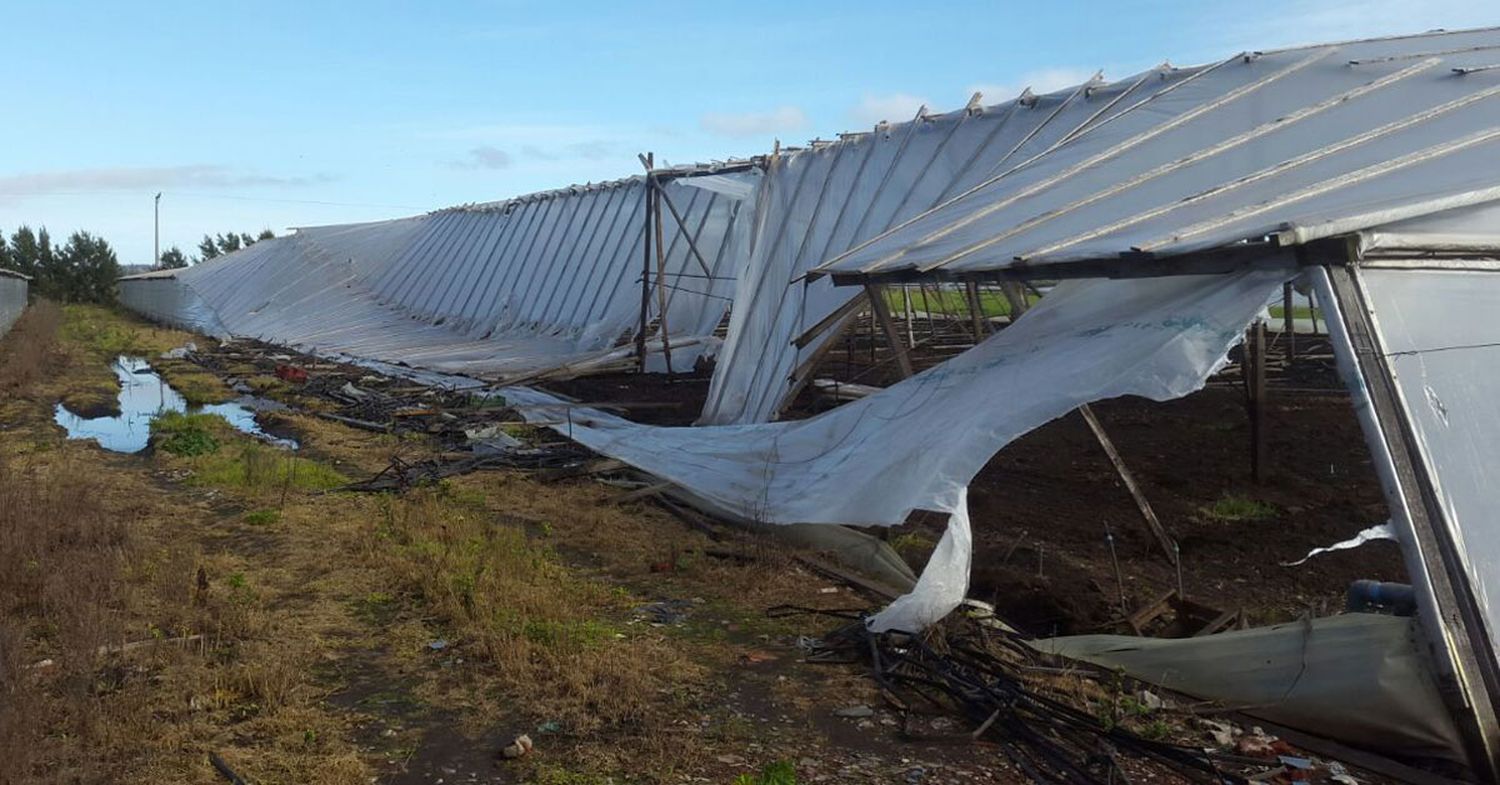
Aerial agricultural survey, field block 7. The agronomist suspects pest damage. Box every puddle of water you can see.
[54,356,299,453]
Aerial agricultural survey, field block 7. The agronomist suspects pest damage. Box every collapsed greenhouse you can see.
[119,26,1500,778]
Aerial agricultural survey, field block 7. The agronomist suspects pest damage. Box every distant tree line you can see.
[0,226,119,303]
[0,224,279,302]
[157,229,276,270]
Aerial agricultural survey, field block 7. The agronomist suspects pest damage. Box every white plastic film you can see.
[504,267,1288,630]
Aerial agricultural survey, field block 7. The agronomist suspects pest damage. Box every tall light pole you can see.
[153,193,161,269]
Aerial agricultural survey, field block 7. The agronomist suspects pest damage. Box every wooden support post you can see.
[636,154,653,372]
[1079,405,1178,565]
[964,281,988,341]
[919,283,938,343]
[652,176,674,375]
[999,281,1029,324]
[865,283,913,379]
[1282,282,1296,362]
[778,311,862,419]
[1244,321,1268,483]
[902,286,915,348]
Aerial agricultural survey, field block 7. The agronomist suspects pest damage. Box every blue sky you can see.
[2,0,1495,265]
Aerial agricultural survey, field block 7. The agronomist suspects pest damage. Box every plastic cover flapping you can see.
[503,266,1288,631]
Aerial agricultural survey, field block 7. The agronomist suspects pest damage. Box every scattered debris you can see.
[834,705,875,719]
[161,342,197,360]
[498,734,533,760]
[634,599,694,625]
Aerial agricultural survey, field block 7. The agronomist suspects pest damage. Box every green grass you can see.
[1202,493,1279,522]
[1267,305,1317,321]
[187,443,345,491]
[60,304,148,358]
[152,411,223,456]
[734,761,798,785]
[883,285,1038,320]
[243,508,281,526]
[152,358,233,405]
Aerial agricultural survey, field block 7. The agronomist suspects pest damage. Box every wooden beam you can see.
[793,291,868,349]
[964,281,988,341]
[999,280,1029,322]
[865,283,913,379]
[777,310,862,419]
[655,184,716,280]
[1078,405,1178,565]
[1244,321,1267,483]
[636,153,654,372]
[1282,281,1296,361]
[651,177,674,374]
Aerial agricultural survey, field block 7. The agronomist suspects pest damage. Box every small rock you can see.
[427,639,448,651]
[835,705,875,718]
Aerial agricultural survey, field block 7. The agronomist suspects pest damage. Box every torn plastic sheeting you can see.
[677,173,759,201]
[1282,522,1395,566]
[502,266,1289,632]
[698,65,1193,426]
[1033,613,1465,761]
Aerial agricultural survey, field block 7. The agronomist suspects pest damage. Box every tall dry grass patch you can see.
[0,300,62,397]
[0,450,132,783]
[368,486,704,737]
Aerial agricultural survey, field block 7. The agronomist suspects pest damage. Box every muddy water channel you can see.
[54,356,298,453]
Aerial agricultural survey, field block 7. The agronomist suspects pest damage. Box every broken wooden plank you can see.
[316,412,389,433]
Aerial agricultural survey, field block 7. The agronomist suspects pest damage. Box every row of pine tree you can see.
[0,227,277,303]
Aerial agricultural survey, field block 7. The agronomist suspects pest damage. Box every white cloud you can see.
[968,67,1099,105]
[847,93,930,127]
[699,106,808,138]
[0,165,331,199]
[449,145,513,170]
